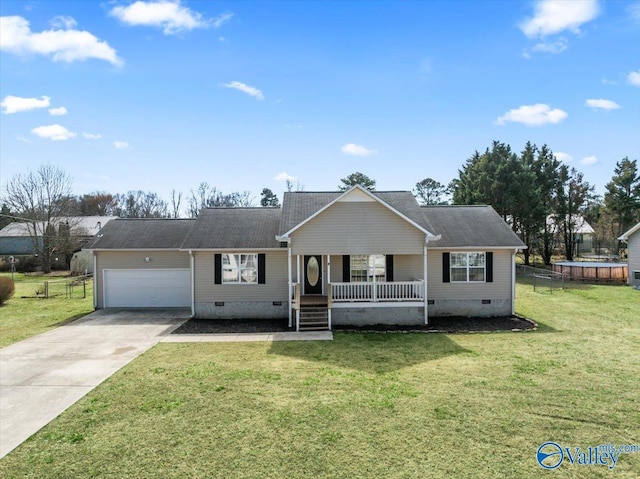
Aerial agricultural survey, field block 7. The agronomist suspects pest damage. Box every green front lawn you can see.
[1,283,639,478]
[0,273,94,348]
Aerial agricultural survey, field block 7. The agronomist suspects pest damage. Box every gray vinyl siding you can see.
[628,231,640,285]
[95,250,190,308]
[194,251,289,302]
[428,250,512,300]
[291,201,425,255]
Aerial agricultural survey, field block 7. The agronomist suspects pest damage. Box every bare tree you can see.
[170,190,183,218]
[285,178,305,192]
[187,182,256,217]
[3,164,75,273]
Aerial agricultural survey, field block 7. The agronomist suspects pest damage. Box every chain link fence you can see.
[18,275,90,299]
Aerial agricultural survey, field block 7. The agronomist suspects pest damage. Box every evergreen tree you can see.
[339,172,376,191]
[604,157,640,250]
[260,188,280,207]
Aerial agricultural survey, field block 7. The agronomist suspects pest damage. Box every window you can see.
[222,254,258,284]
[450,252,485,282]
[350,254,386,282]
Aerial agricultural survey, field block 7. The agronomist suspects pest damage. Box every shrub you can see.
[0,277,15,305]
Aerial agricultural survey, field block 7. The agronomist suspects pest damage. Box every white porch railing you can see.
[331,280,424,302]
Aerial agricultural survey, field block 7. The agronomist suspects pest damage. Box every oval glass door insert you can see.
[307,256,319,287]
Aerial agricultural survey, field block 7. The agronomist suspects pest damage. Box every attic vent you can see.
[482,299,491,305]
[215,302,225,307]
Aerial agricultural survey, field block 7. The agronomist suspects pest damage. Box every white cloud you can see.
[627,3,640,24]
[113,140,129,149]
[48,106,67,116]
[82,132,102,139]
[1,94,50,114]
[585,98,620,110]
[628,70,640,87]
[520,0,600,38]
[554,152,573,162]
[110,0,208,35]
[50,15,77,30]
[530,38,568,54]
[274,172,295,182]
[222,81,264,100]
[0,15,122,65]
[581,155,598,165]
[495,103,568,126]
[341,143,378,156]
[31,124,76,141]
[212,12,234,28]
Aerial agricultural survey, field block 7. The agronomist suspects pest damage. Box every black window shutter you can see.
[386,255,394,282]
[486,252,493,283]
[214,254,222,284]
[342,255,350,282]
[258,254,266,284]
[442,252,450,283]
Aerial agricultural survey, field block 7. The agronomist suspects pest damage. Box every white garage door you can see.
[104,269,190,308]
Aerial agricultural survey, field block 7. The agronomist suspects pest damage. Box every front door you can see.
[304,255,322,295]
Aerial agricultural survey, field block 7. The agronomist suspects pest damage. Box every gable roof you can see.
[87,219,195,249]
[619,222,640,241]
[420,205,526,248]
[279,185,438,238]
[181,208,282,249]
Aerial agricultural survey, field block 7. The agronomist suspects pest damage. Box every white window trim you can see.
[351,254,386,283]
[222,253,258,285]
[450,252,486,283]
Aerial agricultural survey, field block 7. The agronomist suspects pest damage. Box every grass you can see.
[0,272,94,348]
[1,283,639,478]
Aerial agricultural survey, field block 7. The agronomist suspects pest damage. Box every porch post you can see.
[297,255,301,292]
[288,245,292,328]
[424,243,428,325]
[326,255,331,295]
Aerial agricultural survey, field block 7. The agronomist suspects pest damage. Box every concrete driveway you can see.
[0,309,189,458]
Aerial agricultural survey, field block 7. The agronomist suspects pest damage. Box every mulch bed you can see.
[173,318,292,334]
[333,315,536,333]
[172,315,536,334]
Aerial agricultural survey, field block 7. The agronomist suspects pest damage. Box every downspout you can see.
[189,250,195,318]
[288,244,292,328]
[92,251,97,309]
[424,242,428,325]
[511,249,517,316]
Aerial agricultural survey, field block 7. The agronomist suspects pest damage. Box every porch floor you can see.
[300,295,328,305]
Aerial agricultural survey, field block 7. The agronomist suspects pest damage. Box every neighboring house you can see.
[0,216,116,256]
[618,222,640,286]
[87,186,525,330]
[546,215,595,255]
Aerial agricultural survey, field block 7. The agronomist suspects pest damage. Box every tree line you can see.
[1,143,638,272]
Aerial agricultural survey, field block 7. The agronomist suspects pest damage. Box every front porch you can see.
[291,278,427,331]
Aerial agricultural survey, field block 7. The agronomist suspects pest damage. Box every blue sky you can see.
[1,0,638,207]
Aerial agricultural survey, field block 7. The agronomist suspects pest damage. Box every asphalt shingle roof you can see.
[181,208,282,249]
[86,219,195,249]
[421,206,526,248]
[86,191,525,251]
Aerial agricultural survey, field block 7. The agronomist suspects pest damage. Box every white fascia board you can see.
[428,245,528,250]
[618,222,640,241]
[177,248,283,252]
[281,184,438,239]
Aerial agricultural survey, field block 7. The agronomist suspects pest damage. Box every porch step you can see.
[299,305,329,331]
